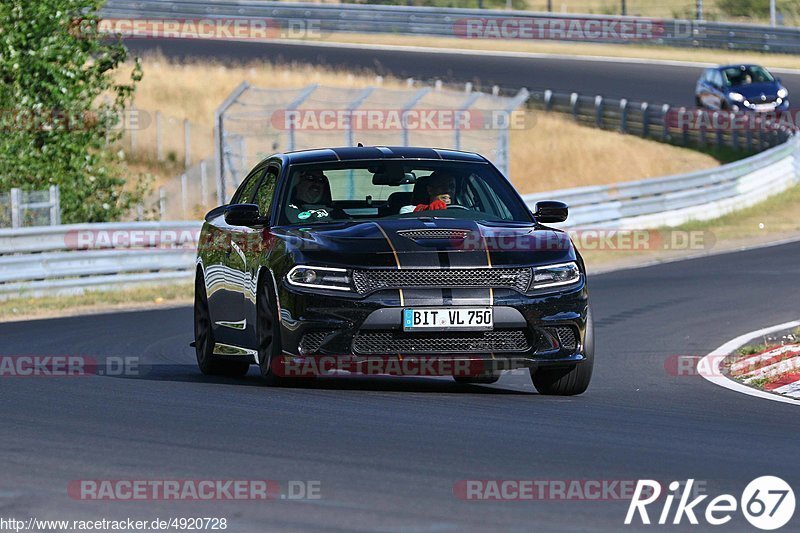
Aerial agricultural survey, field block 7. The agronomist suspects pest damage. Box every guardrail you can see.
[522,134,800,228]
[2,133,798,299]
[527,89,792,152]
[0,222,200,299]
[102,0,800,54]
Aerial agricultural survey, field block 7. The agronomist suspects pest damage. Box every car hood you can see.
[270,218,577,269]
[729,82,782,99]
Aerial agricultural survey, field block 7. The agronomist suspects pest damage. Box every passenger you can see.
[400,173,456,213]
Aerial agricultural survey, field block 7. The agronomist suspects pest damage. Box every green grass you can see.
[676,183,800,241]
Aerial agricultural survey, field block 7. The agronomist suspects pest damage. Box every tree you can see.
[0,0,144,223]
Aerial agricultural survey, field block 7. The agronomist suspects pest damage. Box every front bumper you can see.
[275,279,590,372]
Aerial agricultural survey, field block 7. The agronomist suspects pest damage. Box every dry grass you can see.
[508,113,717,193]
[116,56,719,197]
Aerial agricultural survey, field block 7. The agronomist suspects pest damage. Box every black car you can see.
[194,146,593,395]
[695,64,789,112]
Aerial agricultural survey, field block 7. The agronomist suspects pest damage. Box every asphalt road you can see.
[124,38,800,107]
[2,241,799,531]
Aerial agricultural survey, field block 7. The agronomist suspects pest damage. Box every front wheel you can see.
[194,272,250,377]
[530,310,594,396]
[256,276,290,386]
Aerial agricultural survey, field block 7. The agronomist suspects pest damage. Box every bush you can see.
[0,0,144,223]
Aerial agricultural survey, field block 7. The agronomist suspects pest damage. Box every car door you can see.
[207,165,266,348]
[241,161,282,349]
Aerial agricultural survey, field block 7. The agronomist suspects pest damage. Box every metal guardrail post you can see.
[49,185,61,226]
[619,99,628,134]
[544,90,553,112]
[594,96,603,128]
[159,187,166,220]
[714,112,724,149]
[570,93,579,121]
[661,104,670,142]
[181,173,189,218]
[641,102,649,138]
[184,119,191,167]
[746,128,754,151]
[10,188,21,229]
[200,160,209,207]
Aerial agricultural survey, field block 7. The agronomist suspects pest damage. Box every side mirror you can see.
[224,204,265,227]
[533,200,568,223]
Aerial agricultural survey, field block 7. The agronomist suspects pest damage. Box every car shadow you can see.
[105,363,536,394]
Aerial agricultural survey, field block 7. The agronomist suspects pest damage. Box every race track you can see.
[124,38,800,106]
[3,241,799,530]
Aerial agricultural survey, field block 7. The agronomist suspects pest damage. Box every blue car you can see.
[695,64,789,112]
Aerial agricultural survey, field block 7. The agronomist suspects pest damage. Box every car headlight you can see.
[529,262,581,290]
[778,87,789,99]
[287,266,353,292]
[728,92,745,102]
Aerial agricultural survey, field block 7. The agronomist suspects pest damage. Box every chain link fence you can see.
[0,187,61,228]
[212,81,530,206]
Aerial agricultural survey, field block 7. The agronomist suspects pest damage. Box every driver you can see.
[286,169,347,223]
[400,173,456,213]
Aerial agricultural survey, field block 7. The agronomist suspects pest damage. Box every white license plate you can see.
[403,308,493,331]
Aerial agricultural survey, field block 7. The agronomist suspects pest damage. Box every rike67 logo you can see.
[625,477,795,530]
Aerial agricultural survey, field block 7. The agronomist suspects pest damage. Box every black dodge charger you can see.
[194,146,593,395]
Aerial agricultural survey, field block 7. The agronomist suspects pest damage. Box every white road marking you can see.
[699,320,800,405]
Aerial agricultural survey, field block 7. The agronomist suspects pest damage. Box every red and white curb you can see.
[700,320,800,406]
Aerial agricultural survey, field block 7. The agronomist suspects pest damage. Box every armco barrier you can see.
[101,0,800,54]
[522,135,800,228]
[1,136,798,299]
[0,222,201,299]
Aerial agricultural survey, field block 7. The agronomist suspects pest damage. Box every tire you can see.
[695,96,704,108]
[453,374,500,385]
[530,310,594,396]
[194,271,250,377]
[256,275,289,386]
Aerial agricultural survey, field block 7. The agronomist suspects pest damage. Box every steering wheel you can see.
[446,204,469,210]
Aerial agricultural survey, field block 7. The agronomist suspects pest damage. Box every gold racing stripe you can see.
[374,222,404,306]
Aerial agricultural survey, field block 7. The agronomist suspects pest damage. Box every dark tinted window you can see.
[230,167,264,204]
[277,160,533,226]
[254,164,280,218]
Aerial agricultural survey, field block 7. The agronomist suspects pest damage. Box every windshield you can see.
[722,65,775,87]
[278,160,533,226]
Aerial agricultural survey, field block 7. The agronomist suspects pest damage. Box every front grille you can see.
[352,330,531,354]
[352,268,532,294]
[299,330,334,355]
[397,229,472,240]
[552,326,577,351]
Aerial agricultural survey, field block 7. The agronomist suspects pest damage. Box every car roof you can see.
[715,64,766,71]
[273,146,489,165]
